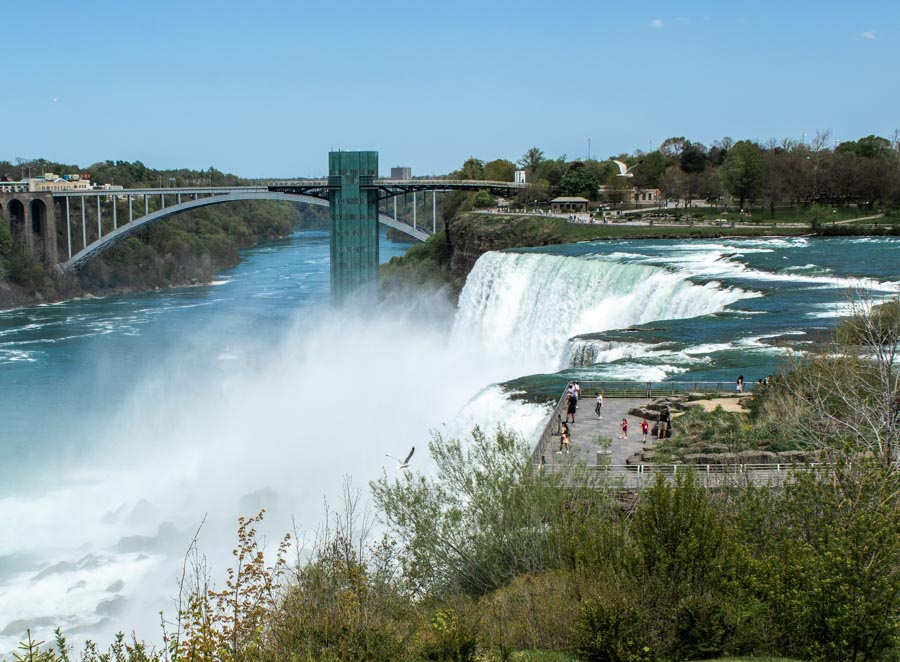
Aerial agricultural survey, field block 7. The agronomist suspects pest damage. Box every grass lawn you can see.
[464,213,811,243]
[635,204,871,225]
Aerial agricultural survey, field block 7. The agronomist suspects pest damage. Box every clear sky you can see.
[4,0,897,177]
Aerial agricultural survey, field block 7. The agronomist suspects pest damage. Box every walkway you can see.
[541,397,652,471]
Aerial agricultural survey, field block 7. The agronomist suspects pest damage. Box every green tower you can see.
[328,151,380,298]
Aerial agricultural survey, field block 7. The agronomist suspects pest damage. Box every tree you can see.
[517,147,544,178]
[632,150,667,188]
[484,159,516,182]
[659,165,687,204]
[771,294,900,470]
[371,427,566,598]
[720,140,765,209]
[659,136,689,158]
[455,157,485,180]
[603,171,632,207]
[559,162,599,199]
[680,142,708,174]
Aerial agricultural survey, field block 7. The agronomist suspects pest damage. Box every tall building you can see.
[390,166,412,180]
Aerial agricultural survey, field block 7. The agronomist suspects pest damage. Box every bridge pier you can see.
[0,193,58,264]
[328,151,380,299]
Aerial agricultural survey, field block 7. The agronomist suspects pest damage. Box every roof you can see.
[551,196,589,203]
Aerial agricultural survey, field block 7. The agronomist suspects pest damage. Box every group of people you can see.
[557,384,677,454]
[563,381,581,423]
[739,374,775,392]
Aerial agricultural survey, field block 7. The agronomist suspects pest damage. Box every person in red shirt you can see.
[641,419,650,442]
[619,418,628,439]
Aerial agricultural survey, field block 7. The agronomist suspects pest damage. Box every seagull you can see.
[385,446,415,470]
[612,159,642,177]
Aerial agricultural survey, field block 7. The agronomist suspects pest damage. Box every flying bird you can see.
[385,446,415,470]
[612,159,642,177]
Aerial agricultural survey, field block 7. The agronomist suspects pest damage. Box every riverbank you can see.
[0,200,324,313]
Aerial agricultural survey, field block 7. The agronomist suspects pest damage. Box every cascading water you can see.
[452,251,755,372]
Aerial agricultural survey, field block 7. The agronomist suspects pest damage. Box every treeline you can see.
[452,130,900,213]
[17,300,899,661]
[0,157,248,189]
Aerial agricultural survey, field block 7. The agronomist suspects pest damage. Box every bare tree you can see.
[776,293,899,470]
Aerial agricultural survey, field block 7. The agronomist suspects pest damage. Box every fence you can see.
[535,461,829,490]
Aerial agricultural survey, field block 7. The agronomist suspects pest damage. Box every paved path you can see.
[542,397,658,471]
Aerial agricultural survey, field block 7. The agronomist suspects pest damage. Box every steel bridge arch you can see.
[60,191,429,272]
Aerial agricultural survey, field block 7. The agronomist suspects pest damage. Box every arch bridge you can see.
[0,151,523,297]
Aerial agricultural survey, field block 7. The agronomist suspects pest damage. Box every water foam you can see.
[453,251,754,372]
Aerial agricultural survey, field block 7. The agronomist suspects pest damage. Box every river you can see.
[0,230,897,650]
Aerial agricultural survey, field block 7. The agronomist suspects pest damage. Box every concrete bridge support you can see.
[0,193,58,264]
[328,151,380,298]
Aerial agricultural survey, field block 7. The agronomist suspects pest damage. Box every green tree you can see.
[559,162,599,199]
[484,159,516,182]
[517,147,545,178]
[633,151,666,188]
[760,460,900,661]
[720,140,765,209]
[455,157,485,180]
[371,427,565,598]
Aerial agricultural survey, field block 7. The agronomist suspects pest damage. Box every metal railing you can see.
[536,462,830,489]
[572,380,753,398]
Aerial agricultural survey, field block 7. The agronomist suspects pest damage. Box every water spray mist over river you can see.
[0,230,896,651]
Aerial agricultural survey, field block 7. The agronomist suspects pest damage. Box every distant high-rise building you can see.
[391,166,412,180]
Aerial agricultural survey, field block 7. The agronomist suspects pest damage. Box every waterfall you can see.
[452,251,754,373]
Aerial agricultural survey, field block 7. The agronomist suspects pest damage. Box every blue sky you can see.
[4,0,896,177]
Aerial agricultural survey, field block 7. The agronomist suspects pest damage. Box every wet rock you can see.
[96,595,127,616]
[2,616,57,637]
[117,522,180,553]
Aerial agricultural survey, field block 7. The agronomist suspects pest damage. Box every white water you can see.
[453,251,755,372]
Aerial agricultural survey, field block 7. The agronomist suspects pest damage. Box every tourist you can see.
[565,391,577,424]
[619,418,628,439]
[594,391,603,419]
[558,422,570,454]
[573,381,581,400]
[657,405,670,440]
[641,419,650,443]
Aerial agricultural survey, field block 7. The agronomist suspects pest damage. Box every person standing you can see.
[559,422,571,454]
[619,418,628,439]
[573,381,581,400]
[641,419,650,443]
[737,375,744,393]
[565,392,577,424]
[657,405,670,440]
[594,391,604,419]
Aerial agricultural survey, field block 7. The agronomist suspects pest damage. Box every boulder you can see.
[735,450,779,464]
[776,450,814,463]
[628,406,657,419]
[625,453,644,466]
